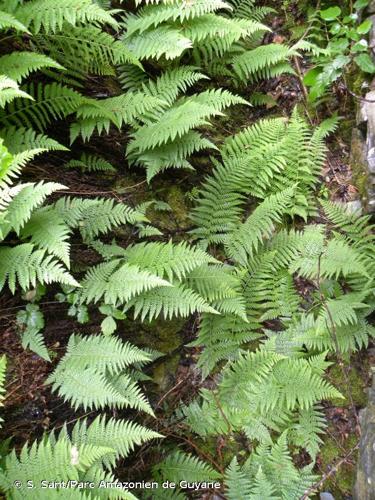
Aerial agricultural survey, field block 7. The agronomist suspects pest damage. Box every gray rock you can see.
[320,493,335,500]
[353,378,375,499]
[346,200,363,215]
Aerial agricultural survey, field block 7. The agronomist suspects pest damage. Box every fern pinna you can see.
[119,0,309,180]
[0,338,161,499]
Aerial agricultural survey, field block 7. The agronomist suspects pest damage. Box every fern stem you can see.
[316,253,360,432]
[300,441,359,499]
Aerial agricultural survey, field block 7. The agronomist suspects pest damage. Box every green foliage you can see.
[303,1,374,101]
[0,0,374,497]
[225,434,317,499]
[0,356,6,428]
[16,304,50,361]
[154,451,221,483]
[0,412,159,499]
[119,0,296,179]
[191,112,331,246]
[47,333,154,412]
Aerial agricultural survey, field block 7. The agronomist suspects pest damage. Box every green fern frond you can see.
[0,354,6,427]
[0,438,114,498]
[126,284,220,321]
[19,207,71,266]
[225,458,252,500]
[70,416,162,469]
[80,260,172,305]
[225,188,294,265]
[232,43,296,82]
[0,244,79,293]
[123,241,218,281]
[0,52,64,82]
[0,9,29,32]
[71,92,163,142]
[0,75,32,108]
[47,333,153,413]
[1,82,84,131]
[65,153,116,173]
[15,0,118,34]
[126,1,231,36]
[0,181,65,235]
[154,451,221,484]
[53,196,146,240]
[1,127,67,155]
[124,26,193,60]
[20,327,50,361]
[36,25,140,76]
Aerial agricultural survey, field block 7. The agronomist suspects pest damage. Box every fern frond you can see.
[123,241,218,281]
[36,25,140,75]
[225,188,294,265]
[126,1,231,36]
[1,126,67,155]
[0,9,29,32]
[19,207,71,266]
[20,327,50,361]
[0,52,64,82]
[53,196,146,240]
[80,260,172,305]
[65,153,116,173]
[15,0,118,34]
[0,244,79,293]
[225,458,252,500]
[126,284,220,321]
[1,181,65,234]
[1,82,84,131]
[0,75,32,108]
[71,415,161,468]
[71,92,163,142]
[47,334,153,413]
[232,43,296,82]
[124,26,192,60]
[154,451,220,483]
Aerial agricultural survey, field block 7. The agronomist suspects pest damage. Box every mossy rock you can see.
[350,128,369,203]
[329,363,368,408]
[319,435,358,496]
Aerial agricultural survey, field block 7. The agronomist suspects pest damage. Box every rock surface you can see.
[353,376,375,499]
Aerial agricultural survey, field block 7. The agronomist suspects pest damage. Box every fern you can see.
[232,43,297,82]
[47,333,154,413]
[0,244,79,293]
[14,0,118,34]
[123,241,218,281]
[124,26,193,60]
[225,188,294,265]
[0,355,6,427]
[0,75,32,108]
[0,52,64,82]
[154,451,221,483]
[69,415,161,468]
[80,260,172,305]
[1,82,85,130]
[65,153,116,173]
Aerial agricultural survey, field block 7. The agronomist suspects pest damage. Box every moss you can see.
[329,363,368,408]
[319,435,358,496]
[121,316,186,392]
[165,186,190,229]
[152,353,180,392]
[350,128,369,204]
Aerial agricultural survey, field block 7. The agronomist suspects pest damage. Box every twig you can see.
[155,377,187,409]
[293,56,314,121]
[316,254,360,430]
[300,442,359,499]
